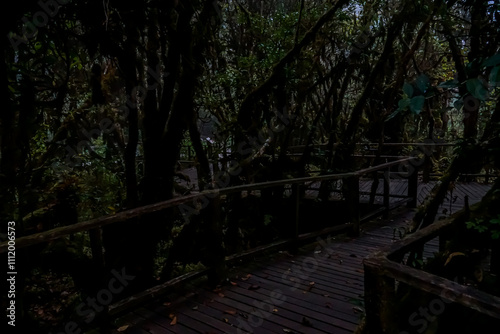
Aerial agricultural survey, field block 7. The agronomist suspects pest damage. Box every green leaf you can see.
[403,82,414,97]
[476,225,487,233]
[398,98,411,110]
[409,96,425,114]
[416,74,430,93]
[489,66,500,87]
[490,217,500,225]
[482,54,500,68]
[438,79,459,89]
[466,78,488,101]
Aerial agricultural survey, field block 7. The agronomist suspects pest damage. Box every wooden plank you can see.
[262,263,363,297]
[235,275,360,323]
[264,253,365,281]
[251,267,360,301]
[147,302,240,334]
[226,283,357,332]
[191,290,290,334]
[202,287,325,334]
[268,257,365,283]
[132,308,197,334]
[220,288,343,333]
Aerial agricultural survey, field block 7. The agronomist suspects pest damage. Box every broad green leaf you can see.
[482,54,500,68]
[409,96,425,114]
[466,78,488,101]
[403,82,414,97]
[398,97,411,110]
[489,66,500,87]
[416,74,430,93]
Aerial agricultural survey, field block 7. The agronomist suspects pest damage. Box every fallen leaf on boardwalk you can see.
[353,306,364,313]
[325,302,333,309]
[117,325,129,332]
[241,274,251,281]
[224,310,237,315]
[169,314,177,325]
[323,294,329,297]
[283,329,293,333]
[248,285,260,290]
[218,293,225,298]
[304,282,315,293]
[356,269,364,273]
[230,281,238,286]
[239,312,248,319]
[192,306,198,310]
[222,318,229,323]
[273,308,278,313]
[163,302,171,307]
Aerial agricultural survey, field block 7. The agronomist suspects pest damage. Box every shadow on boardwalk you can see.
[112,182,491,334]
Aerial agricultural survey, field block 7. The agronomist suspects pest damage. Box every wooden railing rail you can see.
[0,157,417,253]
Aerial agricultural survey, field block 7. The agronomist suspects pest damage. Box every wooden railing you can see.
[291,141,499,182]
[0,157,418,325]
[0,157,417,253]
[363,207,500,333]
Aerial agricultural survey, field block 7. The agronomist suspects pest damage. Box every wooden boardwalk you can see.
[111,181,492,334]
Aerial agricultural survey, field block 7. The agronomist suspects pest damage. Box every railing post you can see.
[346,176,360,237]
[294,183,301,240]
[383,168,390,218]
[205,194,227,286]
[364,260,398,333]
[89,228,105,271]
[407,163,418,208]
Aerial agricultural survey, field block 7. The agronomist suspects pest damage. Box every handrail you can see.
[0,157,416,253]
[363,206,500,333]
